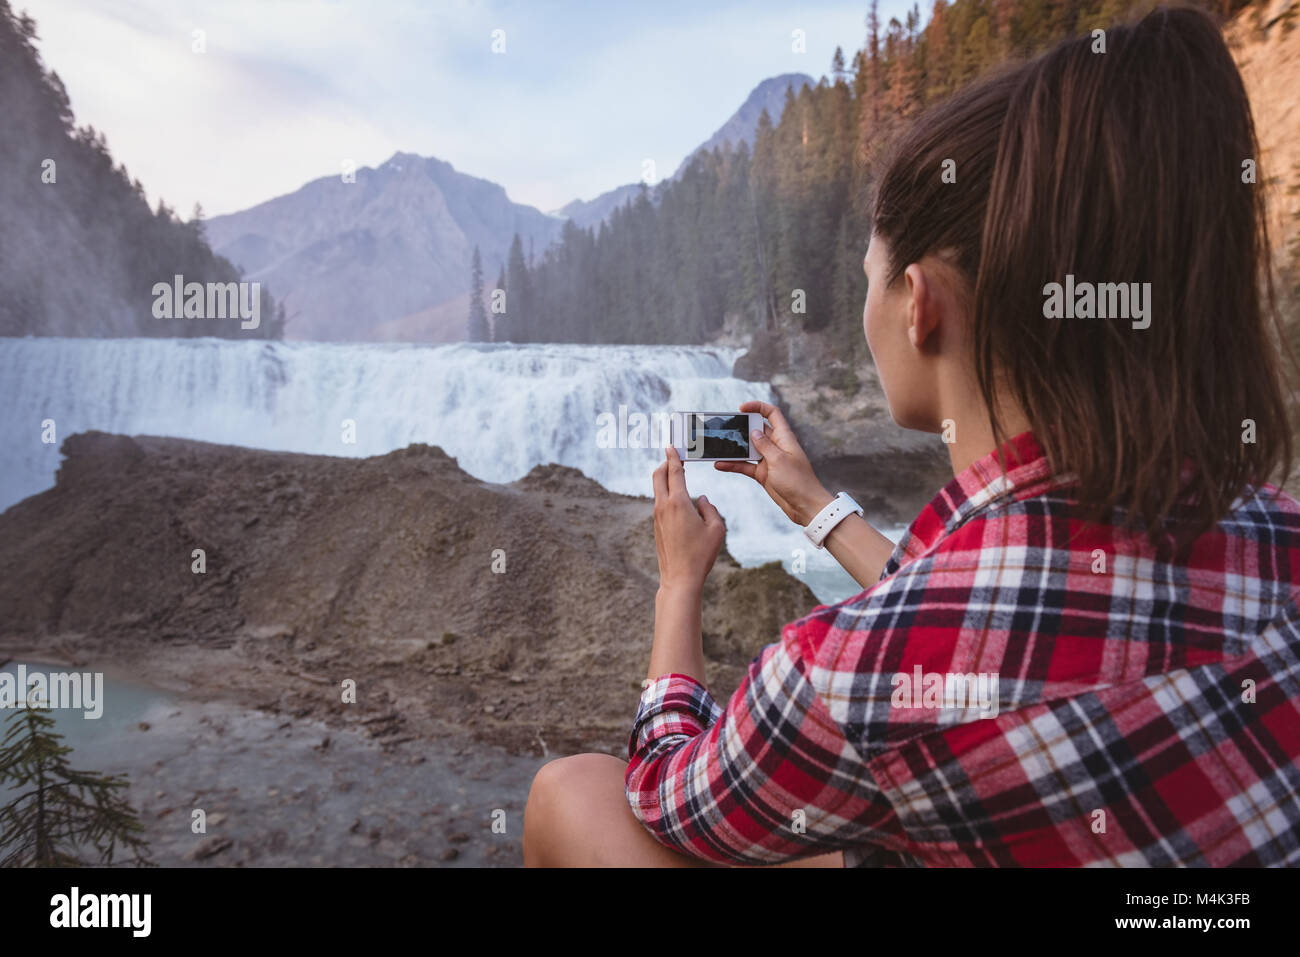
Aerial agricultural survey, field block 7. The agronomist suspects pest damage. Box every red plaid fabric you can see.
[625,431,1300,866]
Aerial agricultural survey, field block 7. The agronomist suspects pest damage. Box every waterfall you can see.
[0,337,873,601]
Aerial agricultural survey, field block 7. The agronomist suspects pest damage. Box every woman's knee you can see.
[523,752,625,866]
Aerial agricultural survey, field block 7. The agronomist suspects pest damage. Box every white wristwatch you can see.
[803,492,863,549]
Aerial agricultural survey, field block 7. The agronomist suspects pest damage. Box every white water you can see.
[0,337,883,601]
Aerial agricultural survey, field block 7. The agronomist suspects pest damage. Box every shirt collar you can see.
[882,430,1058,577]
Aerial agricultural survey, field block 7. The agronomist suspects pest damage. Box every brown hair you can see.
[871,5,1294,549]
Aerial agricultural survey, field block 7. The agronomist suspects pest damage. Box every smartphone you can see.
[672,411,764,462]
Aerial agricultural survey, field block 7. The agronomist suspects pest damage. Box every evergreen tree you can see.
[508,0,1273,365]
[505,234,531,342]
[0,690,155,867]
[467,246,489,341]
[491,265,509,342]
[831,46,848,83]
[0,3,285,340]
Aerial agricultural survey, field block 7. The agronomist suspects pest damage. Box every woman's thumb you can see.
[697,494,724,526]
[750,428,775,458]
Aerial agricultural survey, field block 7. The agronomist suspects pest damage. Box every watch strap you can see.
[803,492,863,549]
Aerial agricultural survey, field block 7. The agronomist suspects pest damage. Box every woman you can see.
[523,6,1300,867]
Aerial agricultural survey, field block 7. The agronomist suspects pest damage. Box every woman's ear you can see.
[903,262,939,351]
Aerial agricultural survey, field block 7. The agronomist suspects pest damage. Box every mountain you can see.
[203,152,563,342]
[552,183,647,232]
[201,73,817,341]
[672,72,815,177]
[554,72,815,232]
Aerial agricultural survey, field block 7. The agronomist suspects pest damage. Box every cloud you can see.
[20,0,911,216]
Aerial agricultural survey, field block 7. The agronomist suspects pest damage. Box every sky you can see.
[19,0,918,217]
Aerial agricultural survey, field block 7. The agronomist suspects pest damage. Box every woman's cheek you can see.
[864,298,891,381]
[863,296,880,358]
[866,299,918,427]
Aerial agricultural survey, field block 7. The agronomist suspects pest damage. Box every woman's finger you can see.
[751,428,777,460]
[740,400,797,445]
[696,494,724,528]
[714,460,759,480]
[652,458,668,502]
[665,445,689,499]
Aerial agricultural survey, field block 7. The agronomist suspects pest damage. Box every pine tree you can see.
[831,46,848,83]
[488,265,509,343]
[505,234,531,342]
[509,0,1193,359]
[0,691,154,867]
[467,246,489,342]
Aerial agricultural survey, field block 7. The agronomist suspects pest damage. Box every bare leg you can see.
[522,752,843,868]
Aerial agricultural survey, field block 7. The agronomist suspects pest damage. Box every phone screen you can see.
[686,413,750,459]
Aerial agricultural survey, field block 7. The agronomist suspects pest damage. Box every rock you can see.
[185,836,232,861]
[0,431,822,751]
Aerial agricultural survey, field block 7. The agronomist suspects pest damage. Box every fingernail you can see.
[751,430,762,440]
[699,494,709,505]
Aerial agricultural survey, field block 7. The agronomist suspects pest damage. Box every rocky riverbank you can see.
[0,431,824,864]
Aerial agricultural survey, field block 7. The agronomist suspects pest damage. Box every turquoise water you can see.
[0,660,173,863]
[0,659,170,766]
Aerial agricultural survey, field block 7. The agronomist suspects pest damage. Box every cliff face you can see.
[0,432,819,755]
[1212,4,1300,495]
[1229,0,1300,275]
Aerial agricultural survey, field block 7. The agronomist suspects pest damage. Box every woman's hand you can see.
[652,445,726,593]
[715,400,834,526]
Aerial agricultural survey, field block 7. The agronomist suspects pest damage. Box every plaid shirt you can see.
[625,431,1300,866]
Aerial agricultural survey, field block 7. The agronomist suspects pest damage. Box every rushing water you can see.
[0,337,891,601]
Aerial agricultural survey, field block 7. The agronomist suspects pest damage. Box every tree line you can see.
[0,1,284,339]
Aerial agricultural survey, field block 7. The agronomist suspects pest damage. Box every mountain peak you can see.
[202,153,562,342]
[382,150,423,168]
[560,73,816,230]
[672,72,814,177]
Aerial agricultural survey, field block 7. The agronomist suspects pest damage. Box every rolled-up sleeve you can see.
[624,618,896,865]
